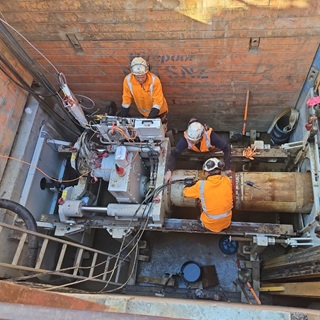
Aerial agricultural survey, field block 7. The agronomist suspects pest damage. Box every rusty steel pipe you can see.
[170,170,313,214]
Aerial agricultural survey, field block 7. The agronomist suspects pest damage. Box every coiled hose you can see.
[0,199,38,268]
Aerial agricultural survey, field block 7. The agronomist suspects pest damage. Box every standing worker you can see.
[183,157,233,232]
[121,57,169,127]
[164,118,232,183]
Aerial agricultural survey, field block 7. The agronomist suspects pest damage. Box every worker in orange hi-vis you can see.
[121,57,169,128]
[183,157,233,233]
[164,118,232,183]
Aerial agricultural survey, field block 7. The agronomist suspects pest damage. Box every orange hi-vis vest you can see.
[122,72,168,117]
[183,127,215,152]
[183,175,233,232]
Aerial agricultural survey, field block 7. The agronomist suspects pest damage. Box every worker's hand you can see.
[164,170,172,184]
[224,170,232,176]
[184,178,197,187]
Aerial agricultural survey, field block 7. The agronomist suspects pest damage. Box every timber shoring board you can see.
[161,219,295,236]
[75,217,295,236]
[137,276,175,287]
[261,246,320,282]
[179,147,289,161]
[260,282,320,298]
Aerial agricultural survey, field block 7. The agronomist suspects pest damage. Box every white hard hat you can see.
[203,157,225,172]
[130,57,149,75]
[186,122,204,142]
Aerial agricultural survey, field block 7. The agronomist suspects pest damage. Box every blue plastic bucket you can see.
[270,115,291,145]
[181,261,201,283]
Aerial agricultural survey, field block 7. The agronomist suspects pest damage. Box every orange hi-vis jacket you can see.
[183,175,233,232]
[183,127,215,152]
[122,72,168,117]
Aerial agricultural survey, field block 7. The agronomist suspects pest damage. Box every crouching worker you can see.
[183,157,233,232]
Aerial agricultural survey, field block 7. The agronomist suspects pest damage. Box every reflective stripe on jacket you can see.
[183,175,233,232]
[122,72,168,117]
[183,127,215,152]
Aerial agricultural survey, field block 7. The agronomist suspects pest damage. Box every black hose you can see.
[0,199,38,268]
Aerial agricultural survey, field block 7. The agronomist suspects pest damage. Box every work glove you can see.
[184,178,197,187]
[121,106,130,117]
[148,107,160,118]
[164,170,172,184]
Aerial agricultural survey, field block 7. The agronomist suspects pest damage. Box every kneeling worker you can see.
[183,157,233,232]
[164,118,231,183]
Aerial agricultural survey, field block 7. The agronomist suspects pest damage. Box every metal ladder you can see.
[0,221,134,290]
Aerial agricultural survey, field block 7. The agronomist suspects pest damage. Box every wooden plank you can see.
[115,260,122,283]
[201,265,219,288]
[102,257,111,281]
[179,147,289,160]
[55,243,67,270]
[137,276,175,287]
[161,219,295,236]
[263,246,320,269]
[11,232,28,265]
[35,238,49,269]
[260,282,320,298]
[73,248,84,275]
[88,252,98,278]
[261,246,320,281]
[75,217,294,236]
[259,286,285,292]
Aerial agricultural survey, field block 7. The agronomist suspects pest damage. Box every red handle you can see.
[246,282,261,305]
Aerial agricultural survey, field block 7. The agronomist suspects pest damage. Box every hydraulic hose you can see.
[0,199,38,268]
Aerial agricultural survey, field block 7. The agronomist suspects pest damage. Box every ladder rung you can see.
[88,252,98,278]
[12,232,28,265]
[102,257,111,281]
[115,260,122,283]
[73,248,84,275]
[35,238,49,269]
[55,243,67,270]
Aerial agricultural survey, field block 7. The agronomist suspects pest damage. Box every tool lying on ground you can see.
[242,146,260,160]
[245,180,260,189]
[155,273,177,297]
[246,281,261,305]
[235,260,261,305]
[233,280,252,305]
[218,285,231,303]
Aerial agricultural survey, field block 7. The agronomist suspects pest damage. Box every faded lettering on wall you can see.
[127,54,208,79]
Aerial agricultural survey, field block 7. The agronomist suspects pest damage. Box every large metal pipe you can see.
[170,170,313,213]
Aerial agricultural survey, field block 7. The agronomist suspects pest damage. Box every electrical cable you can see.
[5,178,188,291]
[0,154,90,183]
[98,179,187,292]
[0,18,59,74]
[74,94,95,110]
[0,18,58,96]
[0,53,80,138]
[0,18,92,135]
[41,180,174,291]
[0,62,57,97]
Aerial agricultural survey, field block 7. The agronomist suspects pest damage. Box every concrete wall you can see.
[0,1,319,131]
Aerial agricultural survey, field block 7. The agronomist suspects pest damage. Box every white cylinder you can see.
[59,200,83,217]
